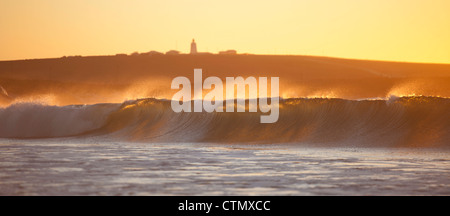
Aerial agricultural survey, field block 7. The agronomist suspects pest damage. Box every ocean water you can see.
[0,96,449,195]
[2,52,450,196]
[1,97,449,146]
[0,138,448,196]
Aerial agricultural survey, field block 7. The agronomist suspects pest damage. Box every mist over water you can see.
[1,55,450,107]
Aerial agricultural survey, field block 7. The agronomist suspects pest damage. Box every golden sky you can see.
[1,0,449,63]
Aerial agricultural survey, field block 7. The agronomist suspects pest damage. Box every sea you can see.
[0,96,449,195]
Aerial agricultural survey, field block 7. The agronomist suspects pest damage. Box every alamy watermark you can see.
[171,69,279,123]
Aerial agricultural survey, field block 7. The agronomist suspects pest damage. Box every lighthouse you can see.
[190,39,197,54]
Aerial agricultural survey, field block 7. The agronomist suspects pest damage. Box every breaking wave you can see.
[0,96,449,147]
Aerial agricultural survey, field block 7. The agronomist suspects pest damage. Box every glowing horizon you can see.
[1,0,449,64]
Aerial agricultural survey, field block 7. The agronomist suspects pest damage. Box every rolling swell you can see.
[0,97,449,147]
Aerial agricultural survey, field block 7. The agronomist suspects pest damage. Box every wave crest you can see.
[1,97,449,147]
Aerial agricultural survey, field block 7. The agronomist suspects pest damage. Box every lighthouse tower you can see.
[190,39,197,54]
